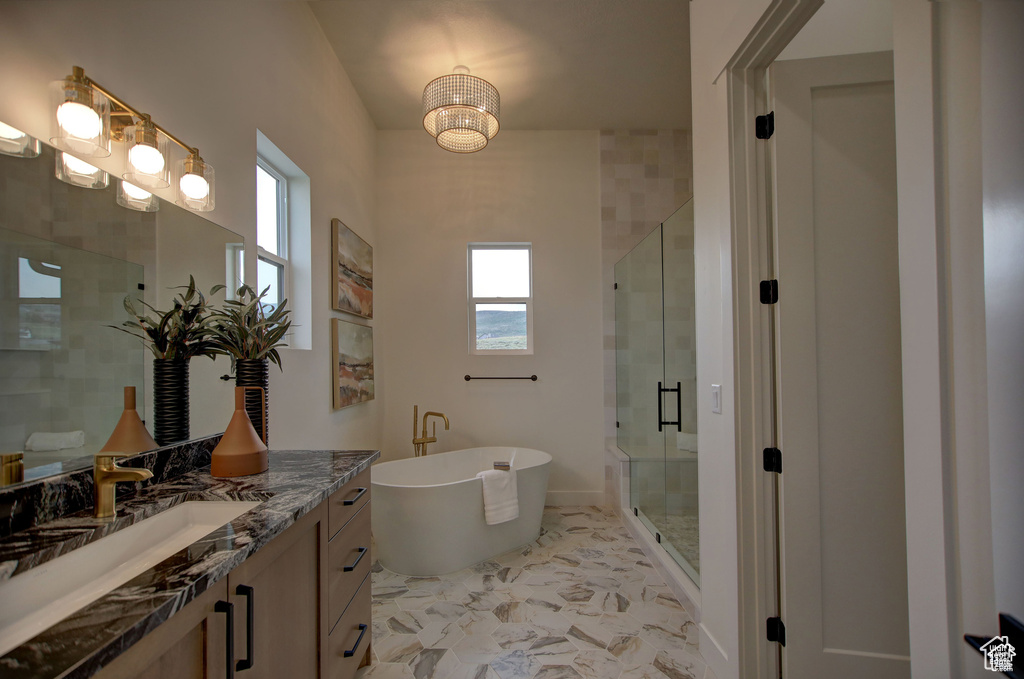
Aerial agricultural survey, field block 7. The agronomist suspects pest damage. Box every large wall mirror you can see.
[0,126,243,483]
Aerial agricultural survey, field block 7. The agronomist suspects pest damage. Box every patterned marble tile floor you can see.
[357,506,713,679]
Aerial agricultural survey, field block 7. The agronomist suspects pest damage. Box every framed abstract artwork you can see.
[332,318,374,409]
[331,218,373,318]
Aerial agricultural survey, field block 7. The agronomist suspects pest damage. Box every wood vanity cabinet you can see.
[93,469,372,679]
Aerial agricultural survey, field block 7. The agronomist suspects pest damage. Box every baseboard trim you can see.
[545,491,606,506]
[699,624,729,677]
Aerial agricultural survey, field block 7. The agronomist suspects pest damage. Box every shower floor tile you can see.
[358,507,709,679]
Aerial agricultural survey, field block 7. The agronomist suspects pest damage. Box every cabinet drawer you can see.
[328,503,371,633]
[328,468,370,540]
[328,574,372,679]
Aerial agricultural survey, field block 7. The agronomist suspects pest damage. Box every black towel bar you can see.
[465,375,538,381]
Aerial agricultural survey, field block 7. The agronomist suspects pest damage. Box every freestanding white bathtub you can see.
[371,447,552,576]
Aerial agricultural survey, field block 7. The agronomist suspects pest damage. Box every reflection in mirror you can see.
[0,128,243,484]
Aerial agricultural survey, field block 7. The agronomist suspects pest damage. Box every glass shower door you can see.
[615,227,667,550]
[615,199,699,587]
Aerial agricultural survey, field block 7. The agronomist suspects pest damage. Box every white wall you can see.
[981,0,1024,627]
[777,0,892,61]
[0,1,381,450]
[688,0,773,674]
[374,130,605,504]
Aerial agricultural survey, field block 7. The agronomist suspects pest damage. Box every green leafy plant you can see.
[112,275,222,360]
[206,284,292,368]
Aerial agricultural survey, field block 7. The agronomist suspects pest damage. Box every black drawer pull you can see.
[343,547,368,572]
[342,487,367,506]
[235,585,255,671]
[343,623,368,658]
[215,600,234,679]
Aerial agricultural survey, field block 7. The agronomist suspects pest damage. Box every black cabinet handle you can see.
[343,623,368,658]
[343,547,368,572]
[235,585,255,671]
[343,487,367,506]
[215,600,234,679]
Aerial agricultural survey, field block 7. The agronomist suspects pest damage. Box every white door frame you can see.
[721,2,821,678]
[726,2,968,678]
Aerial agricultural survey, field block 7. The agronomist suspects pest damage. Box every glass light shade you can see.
[122,120,170,189]
[117,180,159,212]
[55,151,109,189]
[422,73,500,153]
[0,121,40,158]
[175,152,215,211]
[50,76,111,158]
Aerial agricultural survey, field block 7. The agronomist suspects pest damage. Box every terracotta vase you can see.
[211,386,268,478]
[100,386,157,453]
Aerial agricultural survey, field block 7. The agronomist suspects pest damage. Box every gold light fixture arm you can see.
[71,66,198,156]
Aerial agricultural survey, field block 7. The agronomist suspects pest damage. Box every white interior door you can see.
[772,51,910,679]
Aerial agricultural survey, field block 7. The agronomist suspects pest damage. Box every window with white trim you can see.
[468,243,533,354]
[256,157,287,309]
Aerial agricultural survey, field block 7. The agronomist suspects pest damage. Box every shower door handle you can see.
[657,382,682,433]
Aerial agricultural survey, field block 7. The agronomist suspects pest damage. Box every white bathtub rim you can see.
[371,446,552,489]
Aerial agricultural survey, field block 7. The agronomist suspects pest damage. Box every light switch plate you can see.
[711,384,722,414]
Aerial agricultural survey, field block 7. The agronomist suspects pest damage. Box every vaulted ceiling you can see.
[308,0,691,131]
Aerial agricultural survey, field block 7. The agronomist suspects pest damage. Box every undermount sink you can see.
[0,500,261,656]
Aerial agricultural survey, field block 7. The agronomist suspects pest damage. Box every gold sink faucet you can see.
[412,405,450,457]
[1,453,24,487]
[94,453,153,518]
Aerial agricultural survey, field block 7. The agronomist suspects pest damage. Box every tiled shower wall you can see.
[601,129,693,449]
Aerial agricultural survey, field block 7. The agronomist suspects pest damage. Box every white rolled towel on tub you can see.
[25,431,85,451]
[476,468,519,525]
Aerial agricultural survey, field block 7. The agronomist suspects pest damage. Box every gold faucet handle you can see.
[95,453,129,469]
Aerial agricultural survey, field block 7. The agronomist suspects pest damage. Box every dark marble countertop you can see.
[0,449,379,679]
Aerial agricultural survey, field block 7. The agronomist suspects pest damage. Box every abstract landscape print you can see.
[331,218,373,318]
[332,318,374,409]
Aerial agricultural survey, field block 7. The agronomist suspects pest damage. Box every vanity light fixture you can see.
[51,66,215,211]
[422,66,500,153]
[123,114,169,189]
[116,180,159,212]
[50,67,110,158]
[176,150,215,211]
[0,122,40,158]
[55,151,109,190]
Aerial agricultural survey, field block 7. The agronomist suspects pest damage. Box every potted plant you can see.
[206,284,292,445]
[113,276,221,445]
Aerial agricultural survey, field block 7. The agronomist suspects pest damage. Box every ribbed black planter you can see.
[235,358,269,445]
[153,359,189,446]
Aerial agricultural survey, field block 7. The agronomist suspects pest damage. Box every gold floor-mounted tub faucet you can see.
[94,453,153,518]
[412,405,450,457]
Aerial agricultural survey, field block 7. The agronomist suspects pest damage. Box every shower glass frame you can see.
[615,199,699,586]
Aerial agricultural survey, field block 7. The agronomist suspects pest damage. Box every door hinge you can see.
[633,507,639,517]
[763,447,782,474]
[656,532,662,544]
[616,421,620,429]
[760,279,779,305]
[614,282,618,290]
[756,111,775,139]
[767,617,786,646]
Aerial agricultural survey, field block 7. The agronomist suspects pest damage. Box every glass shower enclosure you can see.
[615,199,699,586]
